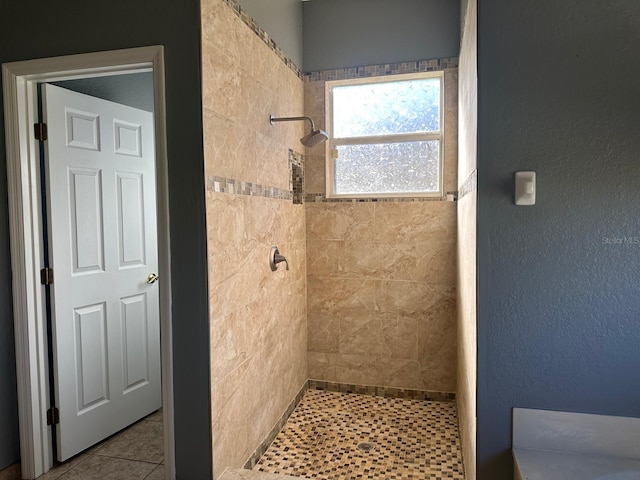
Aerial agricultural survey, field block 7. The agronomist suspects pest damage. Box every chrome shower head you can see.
[300,128,329,147]
[270,114,329,147]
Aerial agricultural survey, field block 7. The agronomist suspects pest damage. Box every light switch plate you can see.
[515,171,536,205]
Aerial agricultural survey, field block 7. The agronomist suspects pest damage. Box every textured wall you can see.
[0,2,210,477]
[456,1,477,479]
[477,1,640,478]
[201,1,307,477]
[302,0,460,72]
[304,68,459,392]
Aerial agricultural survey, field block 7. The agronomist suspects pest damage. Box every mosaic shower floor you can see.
[254,389,465,480]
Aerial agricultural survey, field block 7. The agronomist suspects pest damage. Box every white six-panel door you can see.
[41,84,161,461]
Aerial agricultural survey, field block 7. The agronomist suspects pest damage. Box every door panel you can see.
[42,83,161,462]
[121,293,149,393]
[74,303,109,412]
[65,109,100,151]
[69,168,104,273]
[114,120,142,157]
[116,173,146,267]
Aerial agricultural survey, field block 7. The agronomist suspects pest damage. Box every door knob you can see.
[146,273,159,284]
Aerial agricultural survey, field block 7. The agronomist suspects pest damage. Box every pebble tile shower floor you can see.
[254,389,465,480]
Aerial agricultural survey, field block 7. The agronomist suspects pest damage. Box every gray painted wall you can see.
[0,2,211,478]
[477,1,640,478]
[52,73,154,112]
[237,0,303,68]
[0,155,19,470]
[302,0,460,72]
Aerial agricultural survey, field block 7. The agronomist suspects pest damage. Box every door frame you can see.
[2,46,174,480]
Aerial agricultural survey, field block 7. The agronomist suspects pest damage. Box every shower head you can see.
[270,114,329,147]
[300,128,329,147]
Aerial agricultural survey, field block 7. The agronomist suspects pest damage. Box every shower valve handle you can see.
[269,246,289,271]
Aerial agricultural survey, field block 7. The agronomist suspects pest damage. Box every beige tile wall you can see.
[304,70,459,392]
[201,1,307,477]
[457,0,478,478]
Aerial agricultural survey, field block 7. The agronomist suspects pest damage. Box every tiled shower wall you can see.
[303,65,459,392]
[201,1,307,477]
[457,0,478,478]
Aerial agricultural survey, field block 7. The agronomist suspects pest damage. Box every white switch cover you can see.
[515,171,536,205]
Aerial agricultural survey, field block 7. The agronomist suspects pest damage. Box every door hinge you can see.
[40,267,54,285]
[47,407,59,426]
[34,123,48,141]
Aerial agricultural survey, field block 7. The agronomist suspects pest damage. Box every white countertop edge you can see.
[513,448,640,480]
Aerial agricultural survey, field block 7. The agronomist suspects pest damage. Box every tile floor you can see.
[254,389,465,480]
[37,409,163,480]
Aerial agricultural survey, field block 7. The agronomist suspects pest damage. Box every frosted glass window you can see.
[327,72,444,198]
[334,141,440,195]
[333,78,440,138]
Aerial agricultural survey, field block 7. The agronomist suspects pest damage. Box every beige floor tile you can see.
[56,456,156,480]
[96,420,163,464]
[36,452,92,480]
[144,465,165,480]
[144,409,163,423]
[0,464,21,480]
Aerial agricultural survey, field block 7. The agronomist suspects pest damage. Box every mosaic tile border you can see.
[208,150,306,203]
[244,382,309,470]
[457,169,477,200]
[208,175,292,200]
[304,192,458,203]
[309,380,456,403]
[289,149,305,205]
[222,0,302,79]
[304,57,459,83]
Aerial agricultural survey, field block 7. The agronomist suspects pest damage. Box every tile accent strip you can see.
[243,382,309,470]
[208,150,306,203]
[304,57,459,83]
[289,149,305,205]
[458,169,477,200]
[208,175,292,200]
[304,192,458,203]
[309,379,456,402]
[222,0,303,79]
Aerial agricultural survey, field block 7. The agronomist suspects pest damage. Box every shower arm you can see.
[269,115,317,131]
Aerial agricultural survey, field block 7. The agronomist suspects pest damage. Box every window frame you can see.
[325,71,445,199]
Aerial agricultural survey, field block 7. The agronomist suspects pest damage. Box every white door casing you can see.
[42,84,161,461]
[2,47,174,480]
